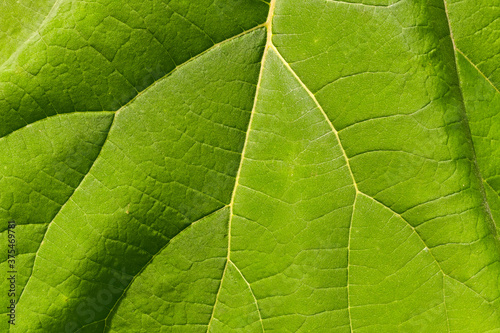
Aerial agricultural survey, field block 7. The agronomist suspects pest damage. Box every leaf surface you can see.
[1,0,499,332]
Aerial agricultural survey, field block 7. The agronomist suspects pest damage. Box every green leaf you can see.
[1,0,499,332]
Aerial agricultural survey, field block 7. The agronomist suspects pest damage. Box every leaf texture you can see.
[1,0,499,332]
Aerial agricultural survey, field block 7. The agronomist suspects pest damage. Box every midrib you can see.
[205,1,278,332]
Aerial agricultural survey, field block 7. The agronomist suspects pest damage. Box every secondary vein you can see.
[441,0,498,232]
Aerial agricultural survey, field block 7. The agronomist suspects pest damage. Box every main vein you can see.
[206,1,277,332]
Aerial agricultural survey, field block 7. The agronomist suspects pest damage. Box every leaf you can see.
[1,0,499,332]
